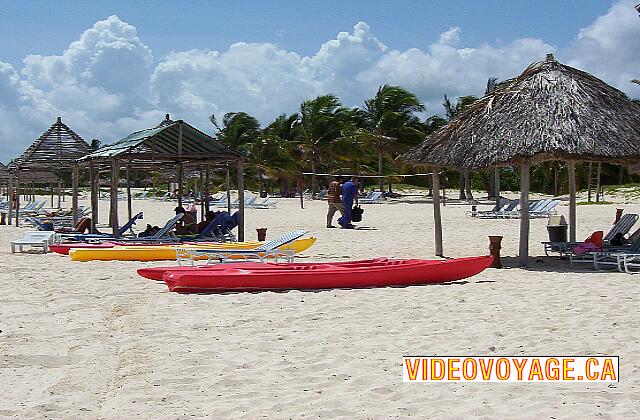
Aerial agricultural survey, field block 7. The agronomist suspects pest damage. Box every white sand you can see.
[1,194,639,417]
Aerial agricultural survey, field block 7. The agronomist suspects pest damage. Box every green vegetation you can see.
[205,85,640,196]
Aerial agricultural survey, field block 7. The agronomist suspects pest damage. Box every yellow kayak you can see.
[69,237,317,262]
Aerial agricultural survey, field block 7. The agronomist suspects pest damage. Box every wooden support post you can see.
[568,161,577,242]
[15,176,20,227]
[90,165,99,233]
[7,177,13,223]
[518,161,531,267]
[595,162,602,203]
[72,165,79,226]
[110,160,119,236]
[126,166,132,222]
[199,170,205,221]
[237,159,245,241]
[50,183,54,207]
[432,167,443,257]
[494,167,501,210]
[57,179,62,208]
[205,165,211,213]
[226,165,232,214]
[177,163,184,207]
[587,162,593,202]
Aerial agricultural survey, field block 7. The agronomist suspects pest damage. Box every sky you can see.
[0,0,639,163]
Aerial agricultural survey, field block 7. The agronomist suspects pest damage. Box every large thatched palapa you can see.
[404,54,640,266]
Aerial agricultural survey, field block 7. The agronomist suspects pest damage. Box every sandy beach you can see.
[1,192,639,418]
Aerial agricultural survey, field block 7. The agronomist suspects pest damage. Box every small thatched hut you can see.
[404,54,640,265]
[7,117,91,225]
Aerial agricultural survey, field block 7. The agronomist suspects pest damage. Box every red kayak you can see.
[157,256,493,293]
[51,241,175,255]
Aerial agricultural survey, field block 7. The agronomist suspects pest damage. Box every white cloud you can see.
[0,2,639,163]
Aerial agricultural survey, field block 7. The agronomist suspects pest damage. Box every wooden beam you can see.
[72,165,79,226]
[518,161,531,267]
[494,167,501,211]
[199,170,205,221]
[226,165,231,214]
[177,163,184,207]
[126,166,132,222]
[15,175,20,227]
[57,179,62,208]
[177,122,183,157]
[432,167,443,257]
[90,165,99,233]
[237,159,245,241]
[110,160,119,236]
[7,177,13,223]
[205,165,211,213]
[568,161,577,242]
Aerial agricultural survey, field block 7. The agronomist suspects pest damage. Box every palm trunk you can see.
[311,152,318,198]
[378,150,384,191]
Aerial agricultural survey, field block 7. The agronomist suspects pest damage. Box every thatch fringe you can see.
[403,55,640,169]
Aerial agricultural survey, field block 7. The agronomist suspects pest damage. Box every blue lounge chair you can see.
[62,212,144,240]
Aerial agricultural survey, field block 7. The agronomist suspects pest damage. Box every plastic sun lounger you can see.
[360,191,384,204]
[466,197,509,217]
[569,220,640,269]
[11,231,56,253]
[116,213,184,243]
[60,212,144,241]
[529,200,561,218]
[554,214,639,259]
[475,199,520,219]
[176,229,309,265]
[250,197,278,209]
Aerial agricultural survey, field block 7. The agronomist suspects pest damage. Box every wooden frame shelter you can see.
[76,115,246,240]
[6,117,91,226]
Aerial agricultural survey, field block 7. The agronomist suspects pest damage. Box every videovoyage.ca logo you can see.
[403,356,619,382]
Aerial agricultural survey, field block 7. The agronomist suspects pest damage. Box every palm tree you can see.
[294,95,351,195]
[355,85,425,191]
[210,112,260,150]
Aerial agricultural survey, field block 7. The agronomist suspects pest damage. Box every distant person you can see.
[198,210,218,234]
[174,206,197,235]
[338,176,358,229]
[326,176,344,228]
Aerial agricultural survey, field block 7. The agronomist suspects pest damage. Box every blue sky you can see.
[0,0,638,163]
[1,0,613,66]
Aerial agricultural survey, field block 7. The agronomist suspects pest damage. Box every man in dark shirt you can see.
[338,176,359,229]
[326,176,344,228]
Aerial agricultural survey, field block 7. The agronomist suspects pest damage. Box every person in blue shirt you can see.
[338,176,359,229]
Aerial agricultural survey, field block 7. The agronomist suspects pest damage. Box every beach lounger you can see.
[11,231,56,253]
[116,213,184,243]
[59,212,144,241]
[545,213,638,256]
[475,199,520,219]
[249,196,278,209]
[176,229,309,265]
[466,197,509,217]
[360,191,384,204]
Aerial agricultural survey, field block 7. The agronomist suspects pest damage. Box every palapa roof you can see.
[79,118,242,170]
[0,162,8,180]
[9,117,91,172]
[403,54,640,170]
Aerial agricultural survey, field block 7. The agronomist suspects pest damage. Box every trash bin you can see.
[547,215,568,243]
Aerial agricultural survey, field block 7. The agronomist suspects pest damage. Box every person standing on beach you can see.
[338,176,358,229]
[326,176,344,228]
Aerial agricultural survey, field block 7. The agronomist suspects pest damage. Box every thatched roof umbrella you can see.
[403,54,640,266]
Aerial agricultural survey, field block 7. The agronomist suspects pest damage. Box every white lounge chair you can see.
[11,231,56,253]
[360,191,384,204]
